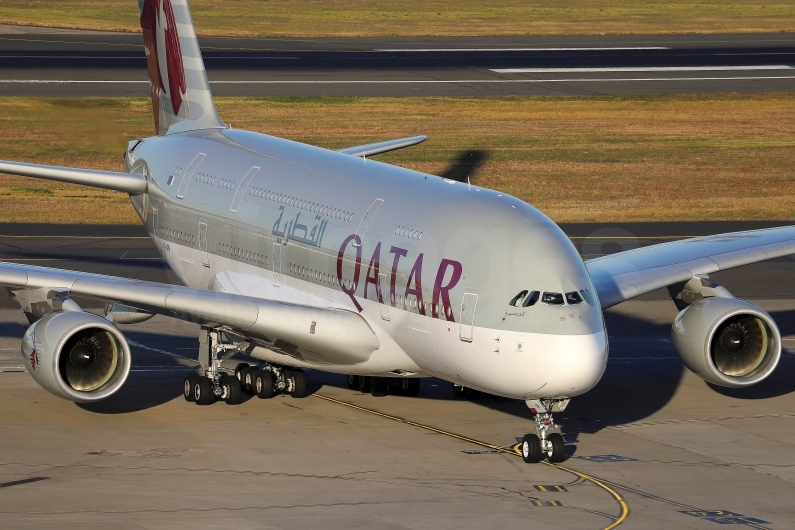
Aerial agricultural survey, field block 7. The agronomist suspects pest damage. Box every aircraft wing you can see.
[0,160,147,194]
[338,135,426,157]
[585,226,795,309]
[0,261,379,365]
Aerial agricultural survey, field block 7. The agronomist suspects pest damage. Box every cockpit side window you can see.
[522,291,540,307]
[565,291,584,305]
[509,290,529,307]
[542,292,564,305]
[580,289,597,306]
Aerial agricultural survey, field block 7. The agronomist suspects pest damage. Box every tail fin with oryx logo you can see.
[138,0,226,136]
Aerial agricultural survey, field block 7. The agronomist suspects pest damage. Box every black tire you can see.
[347,375,360,390]
[521,433,542,464]
[358,376,372,393]
[183,373,199,402]
[290,369,307,398]
[371,377,388,397]
[234,363,249,383]
[452,384,465,398]
[255,370,274,399]
[195,376,214,406]
[404,378,421,397]
[242,366,258,395]
[224,375,242,405]
[547,433,565,463]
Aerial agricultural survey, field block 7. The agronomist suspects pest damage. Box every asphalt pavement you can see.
[1,25,794,96]
[0,220,794,528]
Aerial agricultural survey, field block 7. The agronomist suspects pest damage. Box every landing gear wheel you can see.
[255,370,274,399]
[358,376,372,393]
[521,433,542,464]
[371,377,388,397]
[234,363,249,383]
[290,369,307,398]
[404,378,420,397]
[242,367,258,395]
[224,375,242,405]
[547,432,565,463]
[183,373,199,402]
[194,376,214,406]
[347,375,360,390]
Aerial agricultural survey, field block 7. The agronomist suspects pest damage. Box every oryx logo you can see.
[30,346,39,372]
[140,0,187,131]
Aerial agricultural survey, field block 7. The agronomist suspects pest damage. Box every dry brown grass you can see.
[1,94,794,223]
[0,1,793,36]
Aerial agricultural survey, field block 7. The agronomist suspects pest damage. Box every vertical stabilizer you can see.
[139,0,226,136]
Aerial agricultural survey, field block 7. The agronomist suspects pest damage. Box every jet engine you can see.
[21,311,131,402]
[671,297,781,387]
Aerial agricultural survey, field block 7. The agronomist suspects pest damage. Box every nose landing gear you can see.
[521,398,570,464]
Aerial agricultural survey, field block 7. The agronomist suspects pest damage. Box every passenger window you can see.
[522,291,540,307]
[566,291,584,305]
[509,290,529,307]
[542,292,564,305]
[580,289,597,306]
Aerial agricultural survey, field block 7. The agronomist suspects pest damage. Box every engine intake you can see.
[671,297,781,387]
[21,311,131,402]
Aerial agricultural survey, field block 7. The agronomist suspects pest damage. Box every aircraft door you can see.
[272,241,282,286]
[176,153,206,199]
[149,205,157,236]
[459,292,478,342]
[379,271,390,321]
[354,198,384,246]
[198,221,210,267]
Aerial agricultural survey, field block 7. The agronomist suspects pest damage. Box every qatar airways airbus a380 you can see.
[0,0,790,464]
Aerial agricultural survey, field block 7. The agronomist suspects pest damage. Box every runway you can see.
[1,25,794,96]
[0,221,794,528]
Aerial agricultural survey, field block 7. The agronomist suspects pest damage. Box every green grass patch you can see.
[1,94,794,223]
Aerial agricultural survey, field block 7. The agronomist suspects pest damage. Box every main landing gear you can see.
[346,375,420,397]
[521,398,570,464]
[182,326,307,406]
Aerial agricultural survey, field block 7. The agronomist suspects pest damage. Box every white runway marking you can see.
[375,47,670,52]
[2,76,795,84]
[492,65,795,73]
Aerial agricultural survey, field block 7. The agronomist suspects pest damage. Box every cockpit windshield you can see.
[542,292,564,305]
[565,291,583,305]
[509,289,594,307]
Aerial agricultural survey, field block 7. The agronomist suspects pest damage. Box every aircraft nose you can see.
[544,331,608,397]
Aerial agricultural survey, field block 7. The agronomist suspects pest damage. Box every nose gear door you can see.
[459,292,478,342]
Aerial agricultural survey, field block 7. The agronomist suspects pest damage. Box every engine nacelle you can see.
[21,311,131,402]
[671,297,781,388]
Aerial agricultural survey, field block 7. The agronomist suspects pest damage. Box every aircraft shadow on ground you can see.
[439,150,488,184]
[3,299,794,424]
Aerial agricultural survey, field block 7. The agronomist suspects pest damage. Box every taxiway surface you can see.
[0,222,793,529]
[1,25,794,96]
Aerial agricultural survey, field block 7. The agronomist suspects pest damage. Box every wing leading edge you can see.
[0,261,379,365]
[585,226,795,309]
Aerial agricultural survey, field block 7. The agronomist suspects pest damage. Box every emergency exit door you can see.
[459,293,478,342]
